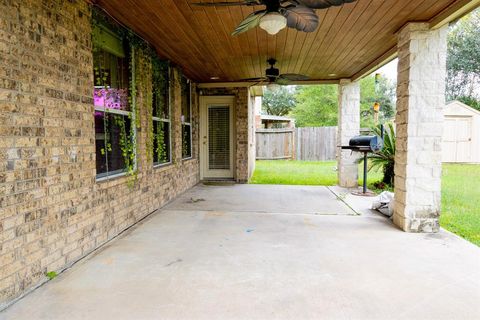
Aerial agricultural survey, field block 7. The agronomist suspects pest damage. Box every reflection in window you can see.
[93,32,135,179]
[182,124,192,159]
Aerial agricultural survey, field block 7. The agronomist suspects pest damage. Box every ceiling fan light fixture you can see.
[259,12,287,35]
[267,83,280,90]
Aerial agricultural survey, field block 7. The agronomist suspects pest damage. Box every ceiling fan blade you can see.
[241,77,269,82]
[278,73,310,81]
[281,5,319,32]
[249,80,269,87]
[232,10,267,35]
[296,0,357,9]
[275,78,291,85]
[191,0,261,7]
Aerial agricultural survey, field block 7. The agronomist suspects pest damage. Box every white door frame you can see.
[199,96,235,180]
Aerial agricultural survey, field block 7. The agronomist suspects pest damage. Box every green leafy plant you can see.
[151,57,170,164]
[292,85,338,127]
[144,51,154,164]
[361,122,396,186]
[129,44,141,130]
[93,8,160,185]
[262,86,296,116]
[447,10,480,111]
[112,113,135,174]
[155,121,167,163]
[94,48,137,186]
[359,74,396,128]
[46,271,57,280]
[182,125,190,158]
[372,181,387,190]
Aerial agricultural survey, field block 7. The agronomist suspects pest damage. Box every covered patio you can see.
[3,184,479,319]
[1,0,480,315]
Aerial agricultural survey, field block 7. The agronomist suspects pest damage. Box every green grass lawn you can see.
[441,164,480,246]
[250,160,480,246]
[250,160,383,186]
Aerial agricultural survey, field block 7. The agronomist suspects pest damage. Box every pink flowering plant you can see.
[94,88,128,110]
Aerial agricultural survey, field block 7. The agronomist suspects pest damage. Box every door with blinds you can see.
[200,96,235,179]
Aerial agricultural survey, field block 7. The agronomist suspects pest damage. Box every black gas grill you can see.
[341,135,384,195]
[342,135,384,152]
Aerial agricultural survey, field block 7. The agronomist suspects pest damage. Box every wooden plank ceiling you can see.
[94,0,459,83]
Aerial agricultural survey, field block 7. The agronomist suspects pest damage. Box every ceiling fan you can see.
[192,0,356,35]
[243,58,309,85]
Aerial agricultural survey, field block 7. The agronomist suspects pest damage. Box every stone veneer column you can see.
[337,79,360,188]
[393,23,448,232]
[235,88,249,183]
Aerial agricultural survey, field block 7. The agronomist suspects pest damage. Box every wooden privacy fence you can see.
[255,126,337,161]
[295,126,337,161]
[255,128,295,160]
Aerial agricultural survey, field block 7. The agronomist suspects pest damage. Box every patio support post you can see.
[337,79,360,188]
[393,23,448,232]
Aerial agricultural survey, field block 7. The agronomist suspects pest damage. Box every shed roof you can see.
[445,100,480,116]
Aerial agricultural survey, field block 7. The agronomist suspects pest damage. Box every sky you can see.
[376,58,398,82]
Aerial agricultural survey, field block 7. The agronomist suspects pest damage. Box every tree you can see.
[290,78,395,128]
[447,9,480,111]
[262,86,296,116]
[359,74,396,128]
[291,85,338,127]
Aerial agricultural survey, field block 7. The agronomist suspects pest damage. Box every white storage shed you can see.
[443,101,480,163]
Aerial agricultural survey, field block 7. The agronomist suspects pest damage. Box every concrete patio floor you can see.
[2,184,479,320]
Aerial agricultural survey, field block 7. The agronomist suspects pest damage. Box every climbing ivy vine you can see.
[92,8,151,186]
[155,122,168,163]
[135,47,153,164]
[152,56,170,164]
[92,7,175,185]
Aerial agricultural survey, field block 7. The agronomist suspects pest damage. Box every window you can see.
[181,76,192,159]
[93,25,135,179]
[152,60,171,166]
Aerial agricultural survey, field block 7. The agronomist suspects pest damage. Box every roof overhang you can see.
[93,0,479,84]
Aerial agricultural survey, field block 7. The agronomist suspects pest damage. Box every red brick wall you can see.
[0,0,199,307]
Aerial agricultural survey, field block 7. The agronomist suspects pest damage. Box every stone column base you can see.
[393,215,440,233]
[338,163,358,188]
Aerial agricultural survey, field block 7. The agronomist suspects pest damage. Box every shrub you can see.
[363,122,396,186]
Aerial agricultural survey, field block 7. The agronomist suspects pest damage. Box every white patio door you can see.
[200,96,235,179]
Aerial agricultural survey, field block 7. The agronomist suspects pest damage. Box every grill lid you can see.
[348,135,383,152]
